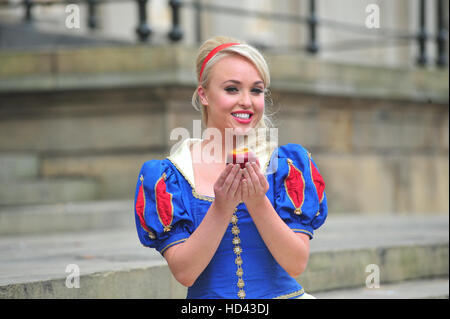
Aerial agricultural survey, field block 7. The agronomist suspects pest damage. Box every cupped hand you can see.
[213,164,243,213]
[241,161,269,209]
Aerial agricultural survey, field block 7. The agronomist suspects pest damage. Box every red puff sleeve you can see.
[134,160,194,255]
[273,144,328,239]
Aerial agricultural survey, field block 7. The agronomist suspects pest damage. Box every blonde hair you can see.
[192,36,272,128]
[191,36,278,171]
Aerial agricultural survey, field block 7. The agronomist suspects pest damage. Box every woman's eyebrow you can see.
[222,80,264,85]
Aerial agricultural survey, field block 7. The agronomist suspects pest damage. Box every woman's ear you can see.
[198,86,209,106]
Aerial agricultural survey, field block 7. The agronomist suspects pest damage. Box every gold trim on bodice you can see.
[230,207,246,299]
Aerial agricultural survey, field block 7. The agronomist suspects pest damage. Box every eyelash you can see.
[225,87,264,94]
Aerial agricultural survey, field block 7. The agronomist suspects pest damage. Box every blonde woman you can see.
[134,36,327,299]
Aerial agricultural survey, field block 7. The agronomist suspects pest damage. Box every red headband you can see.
[199,43,240,82]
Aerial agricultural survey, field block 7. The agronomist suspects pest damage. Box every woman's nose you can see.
[239,92,252,107]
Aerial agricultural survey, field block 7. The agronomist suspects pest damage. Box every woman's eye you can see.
[225,87,238,92]
[225,87,264,94]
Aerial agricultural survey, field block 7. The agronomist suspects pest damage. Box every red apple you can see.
[226,148,257,169]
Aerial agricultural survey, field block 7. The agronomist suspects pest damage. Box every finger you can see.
[216,163,233,186]
[241,178,249,198]
[251,162,267,191]
[236,181,243,201]
[223,164,241,193]
[246,162,262,190]
[229,168,243,197]
[242,166,255,195]
[253,161,268,188]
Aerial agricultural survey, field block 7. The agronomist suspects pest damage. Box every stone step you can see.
[0,214,447,298]
[0,178,99,206]
[0,200,134,236]
[313,277,449,299]
[0,153,39,180]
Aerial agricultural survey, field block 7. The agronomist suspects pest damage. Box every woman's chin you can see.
[232,125,256,136]
[223,121,257,137]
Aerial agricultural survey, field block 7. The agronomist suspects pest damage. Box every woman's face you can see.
[198,54,265,135]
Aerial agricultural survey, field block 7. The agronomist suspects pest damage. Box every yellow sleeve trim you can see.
[160,238,188,255]
[292,229,313,238]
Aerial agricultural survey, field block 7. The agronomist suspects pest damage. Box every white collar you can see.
[167,138,275,188]
[167,138,201,188]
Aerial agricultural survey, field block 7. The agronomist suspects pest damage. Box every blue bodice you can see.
[133,142,328,299]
